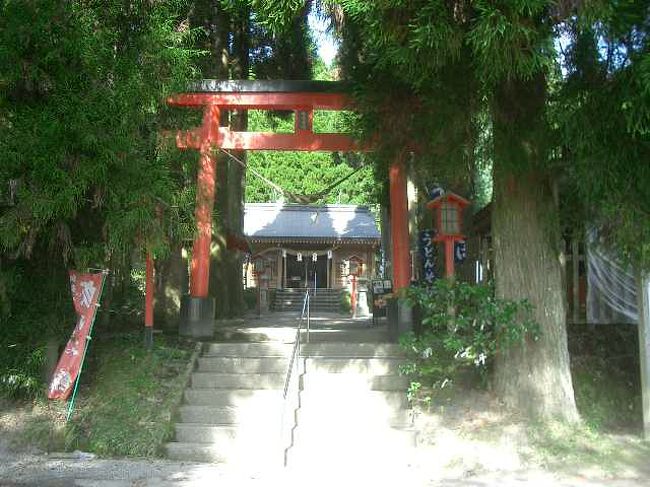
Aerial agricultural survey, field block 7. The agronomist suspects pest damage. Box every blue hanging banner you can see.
[419,229,436,284]
[454,239,467,264]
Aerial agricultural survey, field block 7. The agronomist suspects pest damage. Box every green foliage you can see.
[0,0,198,397]
[0,1,200,263]
[0,262,74,398]
[336,0,649,270]
[400,280,538,393]
[67,334,193,456]
[245,107,377,204]
[525,419,650,475]
[573,367,639,432]
[553,7,650,267]
[246,0,315,80]
[467,0,553,83]
[339,288,351,313]
[3,333,194,457]
[568,325,641,432]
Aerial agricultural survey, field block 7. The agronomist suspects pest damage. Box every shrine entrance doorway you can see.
[284,254,328,289]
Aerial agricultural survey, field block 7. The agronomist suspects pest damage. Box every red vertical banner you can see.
[48,271,106,400]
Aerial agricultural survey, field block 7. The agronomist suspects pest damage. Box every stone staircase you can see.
[165,342,293,468]
[166,340,415,471]
[274,288,341,312]
[285,343,415,469]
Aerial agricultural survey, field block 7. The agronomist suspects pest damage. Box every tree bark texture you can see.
[491,75,579,422]
[204,1,247,318]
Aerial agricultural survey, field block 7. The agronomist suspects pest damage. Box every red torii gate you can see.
[155,80,410,337]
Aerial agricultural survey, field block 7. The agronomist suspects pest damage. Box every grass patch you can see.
[572,363,641,432]
[526,419,650,476]
[2,332,195,457]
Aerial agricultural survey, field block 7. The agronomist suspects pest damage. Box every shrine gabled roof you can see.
[244,204,380,243]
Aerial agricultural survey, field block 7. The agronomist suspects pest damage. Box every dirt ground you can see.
[2,390,650,487]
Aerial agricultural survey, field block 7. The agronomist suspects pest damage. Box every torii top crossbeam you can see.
[167,80,364,152]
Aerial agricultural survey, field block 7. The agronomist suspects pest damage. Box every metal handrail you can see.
[280,289,310,466]
[282,289,310,399]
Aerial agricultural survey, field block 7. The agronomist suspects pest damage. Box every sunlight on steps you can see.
[165,315,415,475]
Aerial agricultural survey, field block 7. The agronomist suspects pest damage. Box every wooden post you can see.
[326,254,330,289]
[351,275,357,318]
[444,238,455,278]
[638,273,650,438]
[283,252,287,289]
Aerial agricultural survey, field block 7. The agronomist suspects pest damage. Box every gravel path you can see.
[1,451,649,487]
[3,411,649,487]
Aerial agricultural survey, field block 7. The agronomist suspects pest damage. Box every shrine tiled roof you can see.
[244,204,380,244]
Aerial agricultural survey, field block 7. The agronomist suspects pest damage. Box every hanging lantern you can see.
[297,252,302,262]
[426,192,470,278]
[427,192,469,237]
[327,249,333,260]
[312,252,318,262]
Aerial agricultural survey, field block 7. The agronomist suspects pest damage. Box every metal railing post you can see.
[306,291,311,343]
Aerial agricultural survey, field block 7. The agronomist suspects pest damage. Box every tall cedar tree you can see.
[0,1,198,393]
[332,0,583,420]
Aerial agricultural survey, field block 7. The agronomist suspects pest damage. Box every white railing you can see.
[280,289,310,466]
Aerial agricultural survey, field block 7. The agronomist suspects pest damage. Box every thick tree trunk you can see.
[223,7,248,317]
[206,2,247,318]
[210,154,233,318]
[491,76,579,422]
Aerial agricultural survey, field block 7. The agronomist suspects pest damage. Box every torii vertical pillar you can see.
[389,156,412,339]
[179,105,220,338]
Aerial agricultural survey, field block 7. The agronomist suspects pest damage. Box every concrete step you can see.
[197,356,287,373]
[203,342,292,357]
[174,423,280,444]
[303,357,403,374]
[213,327,297,343]
[165,442,279,465]
[301,343,404,357]
[285,444,416,469]
[184,388,283,407]
[291,425,417,448]
[299,373,408,391]
[191,372,285,389]
[294,406,412,428]
[297,390,408,410]
[178,404,284,424]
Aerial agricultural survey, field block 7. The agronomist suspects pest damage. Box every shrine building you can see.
[243,203,380,290]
